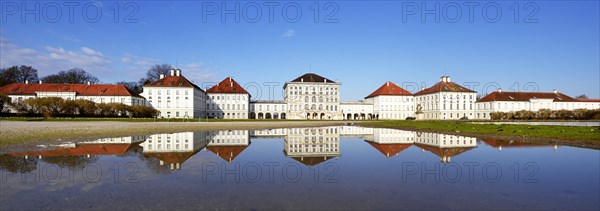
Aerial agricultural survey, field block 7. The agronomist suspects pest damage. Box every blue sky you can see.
[1,1,598,100]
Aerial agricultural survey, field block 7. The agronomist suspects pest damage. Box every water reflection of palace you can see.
[365,128,414,158]
[1,127,560,173]
[414,132,477,163]
[205,130,251,162]
[284,127,341,166]
[9,136,147,159]
[140,132,208,170]
[363,129,477,162]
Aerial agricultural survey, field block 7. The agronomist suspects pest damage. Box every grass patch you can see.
[358,120,600,142]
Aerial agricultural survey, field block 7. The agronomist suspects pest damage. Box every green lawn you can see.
[358,120,600,142]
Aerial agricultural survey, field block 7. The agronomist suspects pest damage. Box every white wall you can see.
[207,93,249,119]
[284,82,343,120]
[142,87,206,118]
[366,95,415,119]
[415,92,476,120]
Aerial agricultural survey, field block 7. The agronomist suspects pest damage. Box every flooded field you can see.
[1,126,598,210]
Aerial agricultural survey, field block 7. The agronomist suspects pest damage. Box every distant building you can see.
[206,77,250,119]
[141,69,207,118]
[415,76,477,120]
[475,90,600,119]
[0,81,145,113]
[283,73,343,120]
[364,81,415,120]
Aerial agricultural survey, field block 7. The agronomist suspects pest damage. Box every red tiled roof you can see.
[206,77,249,94]
[144,75,202,91]
[291,73,336,83]
[206,144,250,162]
[291,156,333,166]
[365,81,413,98]
[0,83,142,98]
[9,144,136,157]
[477,91,578,102]
[480,139,553,148]
[415,81,476,95]
[577,99,600,102]
[415,143,475,159]
[365,141,412,158]
[144,151,198,164]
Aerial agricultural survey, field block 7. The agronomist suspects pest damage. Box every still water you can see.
[1,126,598,210]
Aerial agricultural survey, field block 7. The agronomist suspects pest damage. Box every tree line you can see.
[1,96,158,118]
[490,109,600,120]
[0,64,175,95]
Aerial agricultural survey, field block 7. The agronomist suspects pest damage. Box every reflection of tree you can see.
[125,145,172,174]
[0,154,38,173]
[41,156,99,170]
[139,154,172,174]
[116,144,144,158]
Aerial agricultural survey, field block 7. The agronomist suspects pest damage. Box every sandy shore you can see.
[0,121,351,148]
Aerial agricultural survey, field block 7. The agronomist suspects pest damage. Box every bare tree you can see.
[575,94,588,99]
[116,81,143,94]
[41,68,100,84]
[139,64,172,85]
[0,65,39,86]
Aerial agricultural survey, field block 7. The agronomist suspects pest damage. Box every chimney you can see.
[386,81,390,86]
[497,88,502,93]
[87,81,91,85]
[440,76,446,82]
[301,78,304,82]
[446,76,451,82]
[324,79,327,83]
[170,69,175,76]
[553,89,558,94]
[25,80,29,84]
[159,74,165,79]
[39,80,42,84]
[176,69,181,76]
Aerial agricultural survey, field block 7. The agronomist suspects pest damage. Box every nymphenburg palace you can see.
[2,69,599,120]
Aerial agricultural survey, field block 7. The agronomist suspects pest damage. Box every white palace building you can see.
[2,69,598,119]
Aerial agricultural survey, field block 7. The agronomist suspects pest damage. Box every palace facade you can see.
[2,69,598,119]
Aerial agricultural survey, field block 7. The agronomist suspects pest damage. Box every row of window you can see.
[417,93,474,101]
[288,91,339,96]
[287,85,338,91]
[421,102,474,111]
[422,112,473,119]
[147,89,189,96]
[207,103,246,110]
[208,112,247,119]
[14,96,142,106]
[209,95,248,101]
